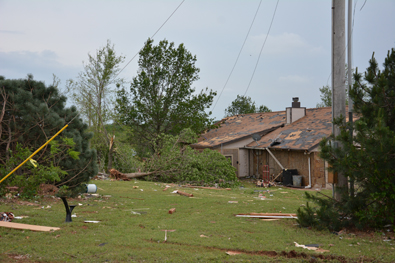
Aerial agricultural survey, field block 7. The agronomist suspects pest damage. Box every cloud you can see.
[0,50,79,87]
[246,32,324,57]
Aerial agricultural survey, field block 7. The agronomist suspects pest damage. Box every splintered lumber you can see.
[235,213,297,219]
[109,169,131,181]
[270,171,283,183]
[168,208,176,214]
[0,221,60,232]
[163,187,169,191]
[175,190,193,197]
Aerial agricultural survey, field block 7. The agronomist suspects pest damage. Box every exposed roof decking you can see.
[191,111,286,149]
[246,107,333,151]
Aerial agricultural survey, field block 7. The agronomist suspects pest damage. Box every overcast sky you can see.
[1,0,394,120]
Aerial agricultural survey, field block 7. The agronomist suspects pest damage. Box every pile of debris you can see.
[0,212,15,222]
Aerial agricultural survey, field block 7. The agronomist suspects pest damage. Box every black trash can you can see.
[282,169,298,186]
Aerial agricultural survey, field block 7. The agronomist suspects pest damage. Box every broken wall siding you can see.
[250,149,326,187]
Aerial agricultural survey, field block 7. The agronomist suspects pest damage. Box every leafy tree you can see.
[0,75,98,197]
[116,38,216,157]
[142,129,239,188]
[224,95,271,117]
[316,65,353,108]
[67,40,125,172]
[298,48,395,230]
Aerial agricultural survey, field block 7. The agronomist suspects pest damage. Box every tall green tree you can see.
[116,38,216,157]
[316,65,353,108]
[298,48,395,230]
[67,40,125,172]
[224,95,271,117]
[0,75,97,197]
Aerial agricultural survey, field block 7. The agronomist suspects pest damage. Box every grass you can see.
[0,179,394,262]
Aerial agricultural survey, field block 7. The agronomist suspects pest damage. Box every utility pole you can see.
[348,0,354,197]
[332,0,348,200]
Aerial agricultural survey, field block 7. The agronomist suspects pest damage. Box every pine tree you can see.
[0,75,98,197]
[298,48,395,229]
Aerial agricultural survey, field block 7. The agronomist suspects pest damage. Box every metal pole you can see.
[332,0,347,200]
[348,0,354,197]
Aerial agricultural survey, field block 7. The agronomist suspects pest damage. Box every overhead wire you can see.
[243,0,280,96]
[211,0,263,112]
[114,0,185,80]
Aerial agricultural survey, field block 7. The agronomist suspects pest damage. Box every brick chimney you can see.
[286,97,306,124]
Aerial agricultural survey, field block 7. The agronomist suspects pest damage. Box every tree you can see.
[116,38,216,156]
[298,48,395,230]
[142,129,239,188]
[224,95,271,117]
[316,65,353,108]
[0,75,97,197]
[67,40,125,172]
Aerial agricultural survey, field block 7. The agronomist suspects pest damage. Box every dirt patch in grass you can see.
[145,239,368,262]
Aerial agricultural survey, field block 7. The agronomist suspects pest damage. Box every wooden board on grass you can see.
[0,221,60,232]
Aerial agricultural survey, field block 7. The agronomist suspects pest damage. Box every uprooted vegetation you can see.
[132,129,239,188]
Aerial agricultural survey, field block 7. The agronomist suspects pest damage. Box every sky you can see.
[1,0,394,121]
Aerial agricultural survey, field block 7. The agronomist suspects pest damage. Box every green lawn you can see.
[1,180,394,262]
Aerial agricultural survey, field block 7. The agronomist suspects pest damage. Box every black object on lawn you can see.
[61,197,76,223]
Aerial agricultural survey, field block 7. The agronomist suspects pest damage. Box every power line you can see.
[211,0,263,112]
[114,0,185,80]
[243,0,280,96]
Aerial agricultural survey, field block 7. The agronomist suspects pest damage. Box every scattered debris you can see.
[226,251,242,255]
[0,212,15,222]
[168,208,176,214]
[163,187,169,191]
[161,229,176,242]
[200,234,209,238]
[228,201,238,203]
[84,221,100,223]
[14,216,28,220]
[109,169,131,181]
[294,242,329,253]
[0,221,60,232]
[236,213,297,219]
[133,186,139,189]
[98,243,107,247]
[172,190,193,197]
[131,211,141,215]
[181,185,231,191]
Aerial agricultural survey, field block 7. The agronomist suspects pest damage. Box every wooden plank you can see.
[176,190,193,197]
[235,215,297,219]
[168,208,176,214]
[0,221,60,232]
[248,213,297,217]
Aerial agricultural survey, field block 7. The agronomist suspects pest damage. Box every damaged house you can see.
[191,98,339,188]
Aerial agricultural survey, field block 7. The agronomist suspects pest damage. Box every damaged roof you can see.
[191,111,286,149]
[246,107,333,151]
